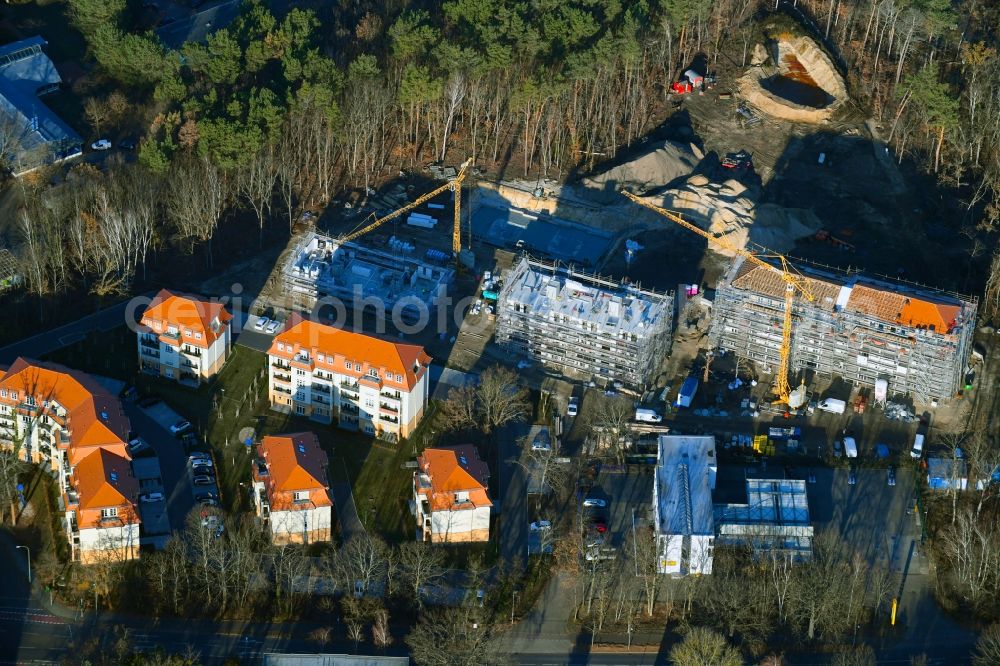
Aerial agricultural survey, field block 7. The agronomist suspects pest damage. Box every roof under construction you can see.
[729,257,974,334]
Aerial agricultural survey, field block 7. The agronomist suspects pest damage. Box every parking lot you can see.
[583,468,656,550]
[126,401,195,532]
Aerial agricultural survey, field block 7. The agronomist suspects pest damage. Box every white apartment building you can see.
[267,316,431,440]
[0,358,139,563]
[413,445,492,543]
[138,289,232,386]
[252,432,333,545]
[654,434,717,576]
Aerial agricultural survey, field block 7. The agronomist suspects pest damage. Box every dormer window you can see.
[368,369,379,378]
[277,342,285,351]
[344,360,351,369]
[101,507,117,518]
[293,490,308,502]
[195,332,202,339]
[454,491,469,503]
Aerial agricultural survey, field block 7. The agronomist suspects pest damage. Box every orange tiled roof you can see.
[74,447,138,511]
[417,445,491,512]
[730,261,965,333]
[258,432,332,507]
[269,315,431,390]
[141,289,232,348]
[0,358,131,452]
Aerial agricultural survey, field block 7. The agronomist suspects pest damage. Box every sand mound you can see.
[579,140,702,203]
[634,175,822,255]
[739,35,847,123]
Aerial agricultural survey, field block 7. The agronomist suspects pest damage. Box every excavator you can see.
[622,189,814,408]
[340,158,473,267]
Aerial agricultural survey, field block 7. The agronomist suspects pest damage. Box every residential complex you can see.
[413,445,491,543]
[0,37,82,175]
[709,257,977,402]
[495,256,673,388]
[138,289,233,386]
[653,435,716,576]
[267,316,431,439]
[252,432,333,544]
[715,478,813,560]
[0,358,138,563]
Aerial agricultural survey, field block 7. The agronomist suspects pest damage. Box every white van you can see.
[634,408,663,423]
[843,436,858,458]
[910,433,925,459]
[817,398,847,415]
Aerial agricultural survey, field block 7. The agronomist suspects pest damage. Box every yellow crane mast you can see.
[621,189,815,407]
[340,158,473,263]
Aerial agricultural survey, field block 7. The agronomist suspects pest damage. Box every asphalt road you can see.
[499,421,530,566]
[0,293,152,365]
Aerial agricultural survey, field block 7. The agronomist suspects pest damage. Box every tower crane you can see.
[340,158,473,265]
[621,189,815,407]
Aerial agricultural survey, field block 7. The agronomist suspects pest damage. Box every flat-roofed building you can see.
[715,478,813,560]
[653,435,716,576]
[496,256,673,388]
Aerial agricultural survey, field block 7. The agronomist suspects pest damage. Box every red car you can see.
[591,518,607,534]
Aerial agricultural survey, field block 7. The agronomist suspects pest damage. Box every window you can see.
[345,360,351,369]
[195,332,202,339]
[355,363,361,371]
[101,507,117,519]
[368,368,379,378]
[26,395,35,407]
[10,392,16,401]
[296,369,305,376]
[184,328,192,336]
[295,405,305,415]
[277,342,284,351]
[293,491,308,502]
[396,374,403,382]
[318,353,325,362]
[0,389,5,398]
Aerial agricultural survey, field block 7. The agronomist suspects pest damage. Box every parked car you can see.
[531,431,551,451]
[119,138,137,150]
[265,319,281,334]
[887,467,897,487]
[140,492,164,503]
[567,397,579,418]
[848,467,857,486]
[137,396,161,408]
[128,438,151,455]
[254,317,269,331]
[591,517,607,534]
[583,498,607,508]
[194,491,217,502]
[192,465,214,477]
[529,520,551,531]
[189,454,213,467]
[170,420,192,435]
[199,497,219,507]
[91,139,112,150]
[193,475,214,486]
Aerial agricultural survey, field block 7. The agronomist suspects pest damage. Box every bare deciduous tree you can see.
[397,540,447,608]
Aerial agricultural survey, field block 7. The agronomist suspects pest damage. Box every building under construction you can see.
[709,257,977,403]
[495,256,673,388]
[715,478,813,560]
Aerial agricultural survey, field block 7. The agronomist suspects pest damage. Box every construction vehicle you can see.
[622,190,816,408]
[340,158,473,267]
[722,150,753,171]
[812,229,855,252]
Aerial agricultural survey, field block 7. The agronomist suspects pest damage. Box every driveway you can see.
[126,403,194,532]
[499,421,530,566]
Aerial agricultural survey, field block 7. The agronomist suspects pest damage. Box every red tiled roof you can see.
[140,289,232,348]
[74,448,137,511]
[269,315,431,390]
[417,445,491,512]
[258,432,332,507]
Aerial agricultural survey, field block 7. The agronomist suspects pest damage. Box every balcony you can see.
[180,360,199,370]
[139,336,159,350]
[65,489,79,507]
[340,380,360,391]
[273,373,292,384]
[379,403,399,414]
[181,347,202,358]
[312,383,331,394]
[379,414,399,425]
[99,515,123,526]
[341,403,359,415]
[380,390,402,401]
[292,353,312,366]
[140,347,160,359]
[313,395,329,405]
[272,361,292,371]
[274,386,292,395]
[160,330,180,342]
[57,431,71,449]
